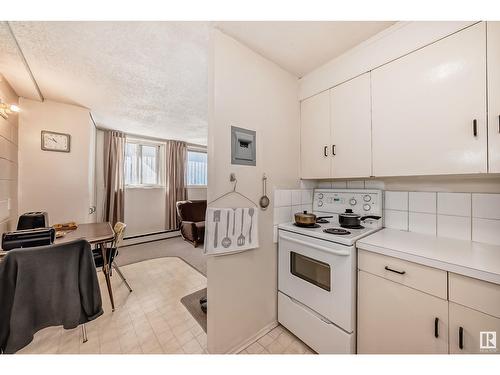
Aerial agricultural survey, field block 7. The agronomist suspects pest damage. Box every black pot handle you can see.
[360,215,382,221]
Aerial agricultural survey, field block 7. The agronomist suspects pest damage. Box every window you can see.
[124,141,161,186]
[187,150,207,186]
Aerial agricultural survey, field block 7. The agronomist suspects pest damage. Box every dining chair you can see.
[0,239,102,353]
[92,222,132,293]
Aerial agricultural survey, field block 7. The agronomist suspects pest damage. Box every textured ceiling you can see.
[2,21,210,145]
[0,21,395,145]
[216,21,395,77]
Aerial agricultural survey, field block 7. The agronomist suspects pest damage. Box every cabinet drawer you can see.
[449,273,500,319]
[358,250,447,299]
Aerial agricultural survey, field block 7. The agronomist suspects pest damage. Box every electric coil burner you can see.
[340,225,365,230]
[323,228,351,235]
[316,218,330,224]
[293,223,321,228]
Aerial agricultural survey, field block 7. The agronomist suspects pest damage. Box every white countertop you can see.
[357,229,500,285]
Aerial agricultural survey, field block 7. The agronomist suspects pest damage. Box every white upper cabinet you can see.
[372,22,487,177]
[300,74,372,179]
[487,22,500,173]
[300,90,331,179]
[330,73,372,178]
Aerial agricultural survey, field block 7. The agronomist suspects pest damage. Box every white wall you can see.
[18,98,96,225]
[124,187,166,236]
[187,187,207,200]
[207,29,300,353]
[0,74,19,237]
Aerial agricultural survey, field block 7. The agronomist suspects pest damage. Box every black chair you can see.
[92,222,132,293]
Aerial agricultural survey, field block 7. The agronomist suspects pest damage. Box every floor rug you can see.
[181,288,207,333]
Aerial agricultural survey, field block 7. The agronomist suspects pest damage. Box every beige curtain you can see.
[103,130,126,225]
[165,140,187,230]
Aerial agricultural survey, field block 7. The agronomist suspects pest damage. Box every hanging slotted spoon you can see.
[221,211,232,248]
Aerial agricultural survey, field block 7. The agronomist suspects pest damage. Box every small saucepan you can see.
[294,211,333,227]
[339,209,381,228]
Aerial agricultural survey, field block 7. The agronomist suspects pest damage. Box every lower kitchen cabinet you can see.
[357,270,449,354]
[449,302,500,354]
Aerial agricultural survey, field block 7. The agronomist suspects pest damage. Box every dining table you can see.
[1,222,118,311]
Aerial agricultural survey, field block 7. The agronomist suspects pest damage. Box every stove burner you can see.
[293,223,321,229]
[316,219,330,224]
[323,228,351,235]
[340,224,365,230]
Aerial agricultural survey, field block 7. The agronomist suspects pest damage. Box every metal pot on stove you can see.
[338,209,381,228]
[294,211,333,227]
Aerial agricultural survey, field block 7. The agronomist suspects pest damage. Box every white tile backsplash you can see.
[347,180,365,189]
[384,209,408,231]
[278,206,292,224]
[472,193,500,220]
[409,212,436,235]
[409,192,436,214]
[317,181,333,188]
[384,191,408,211]
[437,215,471,241]
[301,190,313,205]
[364,180,385,189]
[279,190,292,207]
[291,190,302,206]
[437,192,471,217]
[274,187,500,246]
[472,218,500,245]
[331,181,347,189]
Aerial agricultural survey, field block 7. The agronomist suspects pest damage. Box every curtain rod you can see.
[96,127,207,149]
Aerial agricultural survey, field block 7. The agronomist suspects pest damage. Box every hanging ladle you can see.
[259,174,270,209]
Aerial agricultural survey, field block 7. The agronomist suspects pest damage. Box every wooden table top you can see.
[0,223,115,262]
[55,222,115,245]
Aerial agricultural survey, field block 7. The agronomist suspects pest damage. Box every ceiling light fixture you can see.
[0,100,20,119]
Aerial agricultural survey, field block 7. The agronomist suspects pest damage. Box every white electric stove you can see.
[277,189,383,354]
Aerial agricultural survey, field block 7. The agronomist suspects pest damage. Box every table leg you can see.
[100,242,115,311]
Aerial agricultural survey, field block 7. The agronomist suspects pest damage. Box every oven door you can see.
[278,229,356,333]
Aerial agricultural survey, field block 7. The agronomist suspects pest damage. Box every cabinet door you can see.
[488,22,500,173]
[300,91,331,178]
[330,73,372,178]
[357,270,449,354]
[449,302,500,354]
[372,22,487,176]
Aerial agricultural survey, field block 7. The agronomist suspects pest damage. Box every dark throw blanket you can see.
[0,239,103,354]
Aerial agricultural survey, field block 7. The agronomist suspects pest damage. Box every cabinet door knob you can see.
[323,146,328,157]
[332,145,336,156]
[473,119,478,137]
[459,326,464,350]
[384,265,406,275]
[434,317,439,338]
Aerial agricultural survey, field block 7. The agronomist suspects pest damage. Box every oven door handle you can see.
[280,233,350,256]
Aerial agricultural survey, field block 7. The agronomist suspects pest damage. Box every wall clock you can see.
[41,130,71,153]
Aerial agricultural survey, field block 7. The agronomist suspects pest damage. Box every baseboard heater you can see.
[123,229,180,246]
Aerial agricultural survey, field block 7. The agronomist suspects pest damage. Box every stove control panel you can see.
[313,189,382,217]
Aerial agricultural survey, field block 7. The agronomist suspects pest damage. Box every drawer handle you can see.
[384,266,406,275]
[459,326,464,350]
[473,119,478,137]
[434,317,439,338]
[332,144,336,156]
[324,146,328,157]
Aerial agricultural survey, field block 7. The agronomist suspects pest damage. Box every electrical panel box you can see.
[231,126,256,166]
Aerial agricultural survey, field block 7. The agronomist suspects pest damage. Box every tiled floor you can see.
[18,257,208,354]
[17,255,312,355]
[239,325,314,354]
